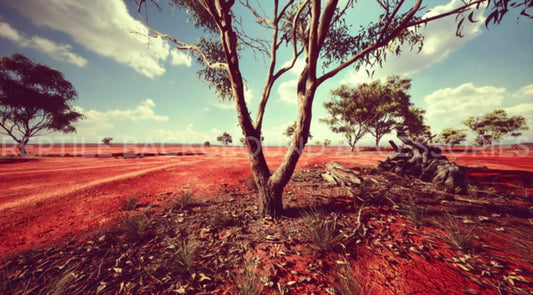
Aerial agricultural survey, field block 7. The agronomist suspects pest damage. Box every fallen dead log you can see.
[322,161,363,187]
[377,137,468,194]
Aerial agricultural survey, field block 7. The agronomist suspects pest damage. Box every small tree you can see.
[101,137,113,145]
[0,53,83,155]
[136,0,531,217]
[323,76,426,149]
[203,141,211,147]
[323,139,331,147]
[320,84,372,152]
[439,128,467,147]
[217,132,233,145]
[463,109,528,146]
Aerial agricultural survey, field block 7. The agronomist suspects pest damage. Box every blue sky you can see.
[0,0,532,146]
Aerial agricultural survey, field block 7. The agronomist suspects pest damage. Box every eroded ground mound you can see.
[2,164,532,294]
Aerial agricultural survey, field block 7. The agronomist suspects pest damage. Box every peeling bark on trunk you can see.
[378,138,468,194]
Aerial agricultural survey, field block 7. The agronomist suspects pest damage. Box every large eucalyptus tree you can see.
[136,0,532,217]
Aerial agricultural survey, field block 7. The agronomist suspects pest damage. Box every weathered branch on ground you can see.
[378,138,468,194]
[322,161,363,187]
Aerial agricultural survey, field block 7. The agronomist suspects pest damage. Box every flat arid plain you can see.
[1,144,532,294]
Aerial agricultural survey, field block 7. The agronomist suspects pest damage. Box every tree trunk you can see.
[18,137,29,156]
[257,181,284,217]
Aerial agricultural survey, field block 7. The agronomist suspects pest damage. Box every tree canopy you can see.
[438,128,467,147]
[136,0,532,217]
[463,109,528,146]
[322,76,429,149]
[0,53,83,155]
[216,132,233,145]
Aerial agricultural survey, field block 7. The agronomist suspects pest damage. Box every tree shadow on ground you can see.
[0,157,40,164]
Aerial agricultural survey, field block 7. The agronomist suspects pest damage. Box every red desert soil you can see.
[1,145,532,294]
[0,146,385,255]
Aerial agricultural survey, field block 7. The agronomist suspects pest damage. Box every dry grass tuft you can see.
[301,207,343,253]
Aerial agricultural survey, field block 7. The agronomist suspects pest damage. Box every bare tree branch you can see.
[137,0,228,71]
[317,0,423,85]
[241,0,274,26]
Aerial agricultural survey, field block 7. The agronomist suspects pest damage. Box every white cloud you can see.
[0,21,87,67]
[106,99,169,121]
[424,83,506,130]
[74,99,169,137]
[344,0,485,84]
[423,83,533,140]
[170,50,192,67]
[150,124,222,143]
[6,0,191,78]
[278,79,298,104]
[513,84,533,98]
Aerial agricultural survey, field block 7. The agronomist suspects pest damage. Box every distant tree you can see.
[320,84,372,152]
[463,109,528,146]
[323,139,331,147]
[216,132,233,145]
[369,76,430,147]
[283,122,312,140]
[101,137,113,145]
[324,76,426,149]
[438,128,467,147]
[0,53,83,155]
[137,0,532,217]
[241,134,264,145]
[203,141,211,147]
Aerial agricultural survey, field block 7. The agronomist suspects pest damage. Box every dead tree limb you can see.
[378,137,468,194]
[321,161,363,187]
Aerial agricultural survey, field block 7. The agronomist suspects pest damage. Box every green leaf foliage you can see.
[463,109,529,146]
[438,128,467,147]
[217,132,233,145]
[0,53,83,154]
[322,75,430,148]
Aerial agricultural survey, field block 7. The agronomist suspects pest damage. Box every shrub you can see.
[333,259,366,295]
[172,235,198,273]
[170,189,196,210]
[121,211,150,240]
[444,214,475,251]
[301,207,342,252]
[234,257,263,295]
[402,198,428,228]
[123,195,138,210]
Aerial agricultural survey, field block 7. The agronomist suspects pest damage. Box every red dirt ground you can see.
[0,145,389,256]
[1,144,532,294]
